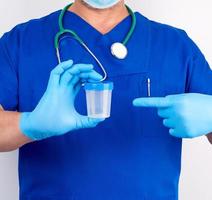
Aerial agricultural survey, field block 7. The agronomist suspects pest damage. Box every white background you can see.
[0,0,212,199]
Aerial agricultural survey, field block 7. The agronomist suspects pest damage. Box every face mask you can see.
[83,0,120,9]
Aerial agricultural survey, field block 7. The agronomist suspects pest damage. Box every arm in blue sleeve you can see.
[0,33,18,111]
[184,32,212,94]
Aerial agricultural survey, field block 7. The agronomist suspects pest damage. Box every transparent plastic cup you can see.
[84,82,114,118]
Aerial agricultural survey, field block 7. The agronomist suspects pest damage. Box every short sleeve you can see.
[0,33,18,111]
[184,32,212,94]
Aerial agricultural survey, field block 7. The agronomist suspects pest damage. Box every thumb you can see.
[79,116,105,129]
[133,97,171,108]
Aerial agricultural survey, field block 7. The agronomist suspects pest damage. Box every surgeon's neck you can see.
[69,0,128,34]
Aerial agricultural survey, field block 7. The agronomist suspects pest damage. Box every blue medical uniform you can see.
[0,9,212,200]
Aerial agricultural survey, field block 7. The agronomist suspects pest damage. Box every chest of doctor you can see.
[18,28,188,140]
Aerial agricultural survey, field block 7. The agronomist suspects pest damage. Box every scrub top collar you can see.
[62,10,140,46]
[56,10,150,76]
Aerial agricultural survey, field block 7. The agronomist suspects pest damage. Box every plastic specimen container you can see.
[84,82,114,118]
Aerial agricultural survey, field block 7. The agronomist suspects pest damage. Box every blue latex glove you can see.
[133,93,212,138]
[20,60,104,140]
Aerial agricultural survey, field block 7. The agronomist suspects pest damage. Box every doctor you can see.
[0,0,211,199]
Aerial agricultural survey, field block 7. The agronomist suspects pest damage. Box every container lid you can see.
[84,81,114,91]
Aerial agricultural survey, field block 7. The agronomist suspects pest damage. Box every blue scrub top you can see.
[0,9,212,200]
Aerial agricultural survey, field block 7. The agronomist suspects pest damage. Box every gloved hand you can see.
[133,93,212,138]
[20,60,104,140]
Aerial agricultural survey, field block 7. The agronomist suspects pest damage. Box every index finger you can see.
[60,64,95,86]
[48,60,74,87]
[133,97,172,108]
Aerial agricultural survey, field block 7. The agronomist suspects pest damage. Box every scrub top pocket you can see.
[106,72,148,140]
[138,77,173,138]
[109,72,170,138]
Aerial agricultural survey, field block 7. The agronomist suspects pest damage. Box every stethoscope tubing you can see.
[55,3,136,82]
[56,39,107,82]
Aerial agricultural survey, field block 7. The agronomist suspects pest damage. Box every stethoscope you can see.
[54,3,137,82]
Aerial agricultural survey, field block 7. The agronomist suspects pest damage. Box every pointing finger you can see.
[133,97,172,108]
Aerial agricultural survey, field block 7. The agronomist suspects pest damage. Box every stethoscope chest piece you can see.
[111,42,128,59]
